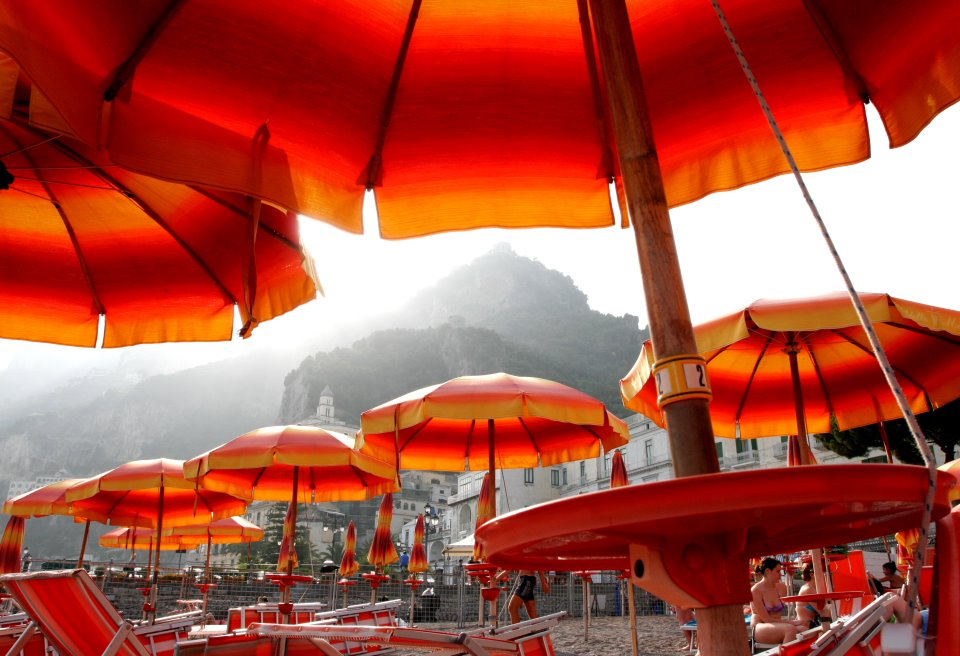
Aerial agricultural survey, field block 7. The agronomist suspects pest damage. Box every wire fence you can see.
[41,562,671,625]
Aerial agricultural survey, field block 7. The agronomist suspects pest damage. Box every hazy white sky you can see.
[1,104,957,371]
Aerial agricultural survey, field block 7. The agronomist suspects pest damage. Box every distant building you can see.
[6,470,70,499]
[300,384,347,429]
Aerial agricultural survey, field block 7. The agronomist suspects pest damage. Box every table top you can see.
[781,591,864,603]
[477,465,954,571]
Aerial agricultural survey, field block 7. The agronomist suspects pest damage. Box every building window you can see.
[562,468,568,486]
[644,439,653,463]
[580,461,586,483]
[550,469,560,486]
[523,468,534,485]
[716,442,724,460]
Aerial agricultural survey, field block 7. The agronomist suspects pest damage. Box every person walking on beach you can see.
[20,548,30,572]
[498,569,551,623]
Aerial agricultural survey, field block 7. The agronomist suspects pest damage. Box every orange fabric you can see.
[610,451,629,488]
[99,527,183,551]
[66,458,248,529]
[338,521,359,579]
[0,113,318,347]
[2,478,87,518]
[366,493,398,568]
[472,473,496,562]
[0,516,25,573]
[168,517,264,545]
[895,528,922,565]
[0,2,955,235]
[938,459,960,502]
[408,515,428,574]
[182,425,398,503]
[622,293,960,439]
[357,373,629,471]
[276,502,300,573]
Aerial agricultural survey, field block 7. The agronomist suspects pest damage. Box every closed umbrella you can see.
[336,521,359,609]
[471,473,496,563]
[607,450,638,656]
[610,451,629,489]
[0,517,25,574]
[365,493,398,603]
[404,515,429,626]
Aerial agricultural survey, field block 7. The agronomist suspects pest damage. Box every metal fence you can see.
[69,564,671,625]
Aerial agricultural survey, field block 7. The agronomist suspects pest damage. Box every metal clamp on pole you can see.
[652,354,712,408]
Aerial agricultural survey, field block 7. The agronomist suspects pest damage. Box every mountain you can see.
[279,245,647,424]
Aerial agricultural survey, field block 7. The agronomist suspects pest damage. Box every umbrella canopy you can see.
[0,106,319,347]
[357,373,630,472]
[338,521,359,579]
[99,526,186,551]
[182,425,399,503]
[66,458,249,529]
[366,493,398,570]
[0,3,955,234]
[472,473,496,562]
[621,293,960,441]
[171,516,264,546]
[938,459,960,502]
[2,478,90,519]
[0,516,25,574]
[610,450,630,489]
[408,515,428,575]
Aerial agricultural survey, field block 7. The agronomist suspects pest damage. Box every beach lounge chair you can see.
[468,611,562,656]
[0,569,199,656]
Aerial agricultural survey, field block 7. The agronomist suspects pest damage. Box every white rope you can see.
[710,0,938,616]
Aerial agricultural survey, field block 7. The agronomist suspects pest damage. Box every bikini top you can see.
[765,600,787,614]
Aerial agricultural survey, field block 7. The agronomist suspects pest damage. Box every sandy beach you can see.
[419,615,690,656]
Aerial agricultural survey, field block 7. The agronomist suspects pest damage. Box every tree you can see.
[814,397,960,463]
[319,541,345,565]
[227,503,319,569]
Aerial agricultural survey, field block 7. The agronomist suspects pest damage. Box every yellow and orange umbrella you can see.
[67,458,249,606]
[99,526,186,552]
[408,515,428,575]
[0,92,319,347]
[0,516,25,574]
[610,451,630,489]
[358,373,629,518]
[184,425,397,600]
[339,521,359,579]
[472,473,496,562]
[621,293,960,460]
[2,478,97,568]
[366,493,398,570]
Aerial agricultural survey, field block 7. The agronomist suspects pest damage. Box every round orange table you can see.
[477,465,954,609]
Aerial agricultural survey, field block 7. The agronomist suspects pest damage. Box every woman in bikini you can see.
[497,569,551,623]
[750,557,805,645]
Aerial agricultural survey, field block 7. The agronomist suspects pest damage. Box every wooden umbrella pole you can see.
[588,1,746,653]
[285,466,301,606]
[151,488,165,622]
[786,340,814,466]
[202,534,213,621]
[76,519,91,569]
[487,419,496,517]
[627,581,639,656]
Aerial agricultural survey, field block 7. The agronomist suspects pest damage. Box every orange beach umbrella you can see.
[472,473,496,563]
[338,521,359,580]
[408,515,428,575]
[366,493,398,570]
[621,293,960,461]
[0,516,25,574]
[99,526,186,552]
[358,373,629,518]
[0,99,319,347]
[610,451,630,489]
[66,458,249,607]
[184,425,397,591]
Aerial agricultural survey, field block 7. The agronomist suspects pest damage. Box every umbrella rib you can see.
[397,418,431,453]
[801,0,870,103]
[104,0,188,101]
[464,419,476,469]
[0,122,106,315]
[42,137,239,307]
[575,0,618,185]
[832,329,934,409]
[734,332,774,424]
[360,0,423,189]
[516,417,542,465]
[800,333,836,419]
[191,186,302,252]
[887,321,960,348]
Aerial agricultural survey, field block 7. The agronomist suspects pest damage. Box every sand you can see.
[418,615,690,656]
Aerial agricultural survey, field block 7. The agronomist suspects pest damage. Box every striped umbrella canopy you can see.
[184,425,398,582]
[610,451,630,489]
[366,493,398,570]
[0,516,25,574]
[408,515,428,575]
[99,526,186,551]
[172,517,264,546]
[338,521,359,579]
[472,473,496,562]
